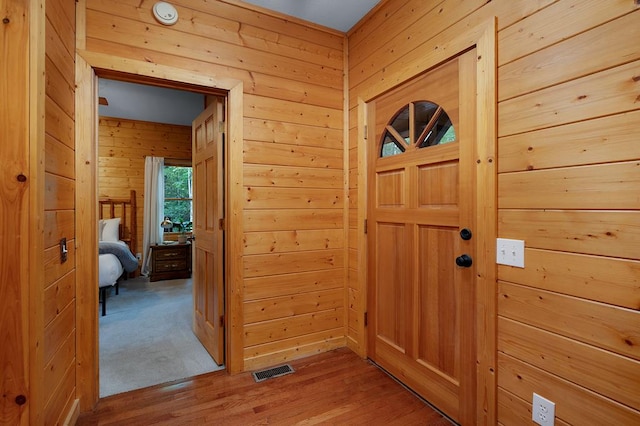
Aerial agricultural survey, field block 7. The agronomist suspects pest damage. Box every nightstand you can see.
[149,243,192,282]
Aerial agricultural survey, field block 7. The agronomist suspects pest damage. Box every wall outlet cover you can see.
[532,393,555,425]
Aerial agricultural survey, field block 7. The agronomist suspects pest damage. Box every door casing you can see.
[75,52,245,409]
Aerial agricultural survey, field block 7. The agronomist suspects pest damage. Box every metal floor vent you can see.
[252,364,295,383]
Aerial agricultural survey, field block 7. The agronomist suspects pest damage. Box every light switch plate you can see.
[496,238,524,267]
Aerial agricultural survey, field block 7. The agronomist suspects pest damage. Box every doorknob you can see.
[455,254,473,267]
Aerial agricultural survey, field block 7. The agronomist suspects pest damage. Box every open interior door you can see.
[192,96,225,365]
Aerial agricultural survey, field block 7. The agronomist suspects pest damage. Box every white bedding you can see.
[99,240,128,287]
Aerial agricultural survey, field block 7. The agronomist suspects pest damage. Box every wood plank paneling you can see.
[86,9,342,89]
[43,329,75,400]
[244,308,343,347]
[499,161,640,210]
[44,240,76,288]
[243,229,344,255]
[244,249,344,278]
[499,210,640,259]
[243,140,343,169]
[244,269,343,301]
[244,209,343,232]
[44,210,74,248]
[43,301,75,365]
[499,353,640,425]
[499,59,640,137]
[244,289,343,323]
[98,116,192,254]
[244,119,343,149]
[498,110,640,173]
[499,317,640,411]
[498,0,633,66]
[499,282,639,360]
[43,362,76,426]
[499,9,640,100]
[44,271,75,326]
[499,248,640,310]
[243,164,343,189]
[41,1,78,421]
[243,331,344,371]
[244,187,343,209]
[45,134,75,179]
[44,173,75,211]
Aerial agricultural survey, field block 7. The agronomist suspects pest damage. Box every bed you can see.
[98,190,139,316]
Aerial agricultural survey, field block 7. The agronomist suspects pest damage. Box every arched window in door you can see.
[380,101,456,157]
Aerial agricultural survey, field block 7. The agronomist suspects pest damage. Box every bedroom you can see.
[3,0,639,425]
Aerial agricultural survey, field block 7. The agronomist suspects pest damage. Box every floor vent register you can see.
[252,364,295,383]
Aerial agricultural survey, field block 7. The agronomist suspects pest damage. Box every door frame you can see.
[358,18,497,424]
[75,52,245,410]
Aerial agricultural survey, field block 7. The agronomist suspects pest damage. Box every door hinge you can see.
[219,218,225,230]
[218,120,225,133]
[364,219,368,234]
[364,312,368,327]
[220,315,225,327]
[364,124,368,140]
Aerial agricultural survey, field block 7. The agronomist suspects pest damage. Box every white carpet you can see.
[99,277,223,397]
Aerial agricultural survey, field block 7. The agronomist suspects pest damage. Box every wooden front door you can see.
[192,97,226,365]
[367,49,477,423]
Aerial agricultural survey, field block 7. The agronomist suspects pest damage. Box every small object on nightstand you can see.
[149,243,192,282]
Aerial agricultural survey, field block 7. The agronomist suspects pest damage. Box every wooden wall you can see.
[98,116,192,255]
[348,0,640,424]
[42,0,78,423]
[81,0,346,371]
[1,0,32,423]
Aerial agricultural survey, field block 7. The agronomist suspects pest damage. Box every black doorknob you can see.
[455,254,473,267]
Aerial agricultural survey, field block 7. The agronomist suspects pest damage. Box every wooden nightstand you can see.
[149,243,192,282]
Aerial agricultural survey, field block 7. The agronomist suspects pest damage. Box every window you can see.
[380,100,456,158]
[164,164,193,233]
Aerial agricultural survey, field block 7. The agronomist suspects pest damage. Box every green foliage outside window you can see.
[164,165,192,232]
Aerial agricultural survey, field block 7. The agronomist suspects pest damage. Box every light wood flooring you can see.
[78,347,453,425]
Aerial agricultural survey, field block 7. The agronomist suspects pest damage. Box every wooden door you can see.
[367,49,477,424]
[192,97,225,365]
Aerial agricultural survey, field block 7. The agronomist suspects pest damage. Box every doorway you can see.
[95,78,227,396]
[367,47,483,424]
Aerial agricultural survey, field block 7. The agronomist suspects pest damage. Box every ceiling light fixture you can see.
[152,2,178,26]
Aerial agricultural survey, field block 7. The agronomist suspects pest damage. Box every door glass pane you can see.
[390,105,410,142]
[380,130,405,157]
[379,101,456,158]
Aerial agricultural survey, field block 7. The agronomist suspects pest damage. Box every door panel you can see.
[375,222,409,351]
[192,97,225,366]
[368,49,477,423]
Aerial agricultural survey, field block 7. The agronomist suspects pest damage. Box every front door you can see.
[367,49,477,423]
[192,97,226,365]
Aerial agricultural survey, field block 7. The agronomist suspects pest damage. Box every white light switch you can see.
[496,238,524,268]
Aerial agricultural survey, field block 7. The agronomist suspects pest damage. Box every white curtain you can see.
[141,156,164,275]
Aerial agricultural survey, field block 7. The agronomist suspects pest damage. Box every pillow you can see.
[98,220,106,241]
[101,218,121,242]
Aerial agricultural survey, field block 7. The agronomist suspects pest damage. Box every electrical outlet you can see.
[496,238,525,268]
[532,393,555,425]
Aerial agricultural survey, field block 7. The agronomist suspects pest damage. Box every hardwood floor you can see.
[78,348,453,425]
